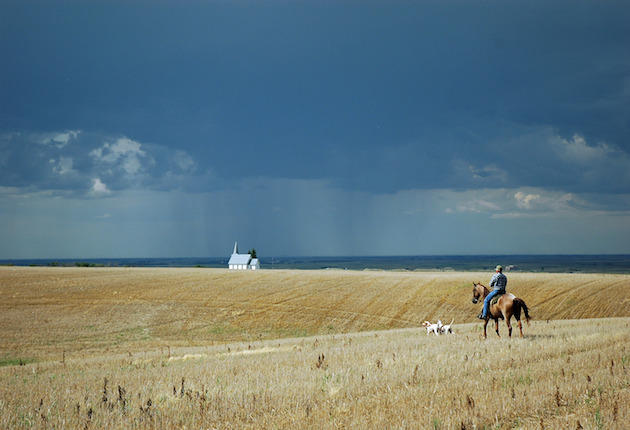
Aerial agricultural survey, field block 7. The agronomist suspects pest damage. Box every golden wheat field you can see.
[1,267,629,429]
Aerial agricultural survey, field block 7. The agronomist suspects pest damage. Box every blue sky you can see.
[1,0,630,258]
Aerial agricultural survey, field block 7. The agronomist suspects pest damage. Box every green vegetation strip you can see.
[0,357,36,367]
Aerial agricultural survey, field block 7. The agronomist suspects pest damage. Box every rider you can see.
[478,265,507,319]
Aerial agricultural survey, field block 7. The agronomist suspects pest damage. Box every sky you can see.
[1,0,630,258]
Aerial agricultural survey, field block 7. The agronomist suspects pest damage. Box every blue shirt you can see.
[490,272,507,291]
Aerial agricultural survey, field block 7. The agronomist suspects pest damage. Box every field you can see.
[1,267,629,428]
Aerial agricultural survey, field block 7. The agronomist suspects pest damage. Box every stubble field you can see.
[1,267,629,428]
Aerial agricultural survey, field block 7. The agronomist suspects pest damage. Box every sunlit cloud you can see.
[514,191,540,209]
[90,178,110,195]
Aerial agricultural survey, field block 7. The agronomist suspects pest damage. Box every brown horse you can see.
[471,282,531,338]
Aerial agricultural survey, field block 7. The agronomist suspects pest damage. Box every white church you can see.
[228,242,260,270]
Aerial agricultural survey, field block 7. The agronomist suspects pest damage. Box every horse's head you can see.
[471,282,485,304]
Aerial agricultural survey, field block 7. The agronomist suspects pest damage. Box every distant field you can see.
[1,266,629,361]
[1,267,630,428]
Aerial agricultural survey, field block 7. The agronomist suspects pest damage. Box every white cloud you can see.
[551,133,613,164]
[90,137,147,175]
[514,191,540,209]
[2,130,212,197]
[491,190,582,218]
[91,178,110,195]
[39,130,81,148]
[90,147,102,158]
[431,187,592,219]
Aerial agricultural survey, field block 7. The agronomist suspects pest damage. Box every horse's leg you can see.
[513,300,524,337]
[495,318,500,337]
[506,314,512,338]
[483,319,488,339]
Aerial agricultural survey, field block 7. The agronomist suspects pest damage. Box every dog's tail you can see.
[448,318,454,326]
[513,298,531,326]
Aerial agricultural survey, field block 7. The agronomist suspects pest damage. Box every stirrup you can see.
[477,313,485,320]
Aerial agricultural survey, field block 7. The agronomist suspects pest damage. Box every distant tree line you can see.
[45,261,107,267]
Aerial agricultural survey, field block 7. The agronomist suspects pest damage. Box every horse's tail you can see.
[513,298,531,326]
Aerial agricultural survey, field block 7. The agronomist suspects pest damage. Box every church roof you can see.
[228,253,251,265]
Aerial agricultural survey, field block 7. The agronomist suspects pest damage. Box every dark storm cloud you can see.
[1,0,630,258]
[1,0,629,194]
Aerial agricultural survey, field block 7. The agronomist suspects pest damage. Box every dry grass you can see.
[1,319,629,429]
[1,267,628,361]
[1,267,630,428]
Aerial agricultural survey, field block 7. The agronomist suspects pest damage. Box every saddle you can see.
[490,292,505,306]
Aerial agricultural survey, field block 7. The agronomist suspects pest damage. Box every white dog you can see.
[422,320,443,336]
[439,318,454,334]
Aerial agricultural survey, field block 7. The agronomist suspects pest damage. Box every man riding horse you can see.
[478,265,507,320]
[471,266,530,338]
